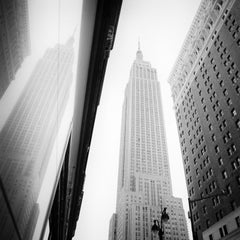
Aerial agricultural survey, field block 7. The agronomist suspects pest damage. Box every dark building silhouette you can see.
[0,0,30,98]
[0,39,74,239]
[48,0,123,239]
[169,0,240,239]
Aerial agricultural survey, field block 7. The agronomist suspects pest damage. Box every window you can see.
[226,184,232,194]
[237,176,240,185]
[223,89,228,96]
[236,119,240,129]
[219,124,223,132]
[231,201,237,210]
[198,180,202,187]
[227,148,233,156]
[231,108,237,116]
[223,225,228,235]
[222,170,228,179]
[220,80,224,87]
[203,205,207,214]
[212,134,216,142]
[227,98,232,105]
[236,85,240,94]
[232,161,237,170]
[222,119,227,127]
[227,131,232,139]
[231,62,236,70]
[218,157,223,165]
[206,219,210,228]
[232,77,237,84]
[233,32,238,39]
[236,216,240,227]
[219,227,224,237]
[216,72,221,79]
[236,157,240,166]
[232,144,237,152]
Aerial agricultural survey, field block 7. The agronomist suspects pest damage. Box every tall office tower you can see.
[0,38,74,239]
[168,0,240,239]
[109,46,189,240]
[0,0,30,99]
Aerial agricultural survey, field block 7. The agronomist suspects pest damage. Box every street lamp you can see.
[188,190,228,240]
[151,207,169,240]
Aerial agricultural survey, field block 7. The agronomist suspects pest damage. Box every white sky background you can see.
[75,0,201,240]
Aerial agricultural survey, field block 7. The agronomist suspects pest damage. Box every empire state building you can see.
[108,46,189,240]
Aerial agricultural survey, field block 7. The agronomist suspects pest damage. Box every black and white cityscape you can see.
[0,0,240,240]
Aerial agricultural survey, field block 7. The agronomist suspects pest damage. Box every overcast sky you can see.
[74,0,201,240]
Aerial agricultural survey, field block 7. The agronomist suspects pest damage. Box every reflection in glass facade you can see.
[0,0,30,99]
[0,0,123,238]
[0,38,74,239]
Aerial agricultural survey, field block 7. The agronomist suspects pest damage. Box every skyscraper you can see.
[0,38,74,239]
[168,0,240,239]
[0,0,30,98]
[110,45,189,240]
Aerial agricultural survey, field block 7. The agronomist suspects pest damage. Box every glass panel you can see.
[0,0,82,238]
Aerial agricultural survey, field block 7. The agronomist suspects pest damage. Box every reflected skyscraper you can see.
[0,39,74,239]
[109,46,189,240]
[0,0,30,98]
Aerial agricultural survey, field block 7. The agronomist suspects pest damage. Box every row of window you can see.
[208,216,240,240]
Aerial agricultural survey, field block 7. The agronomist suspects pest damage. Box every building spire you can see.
[66,25,78,47]
[136,38,143,60]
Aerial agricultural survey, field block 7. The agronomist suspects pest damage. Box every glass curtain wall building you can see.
[0,0,123,239]
[109,47,189,240]
[0,37,74,240]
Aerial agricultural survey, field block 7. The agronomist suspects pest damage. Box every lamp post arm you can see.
[188,191,227,240]
[189,191,227,204]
